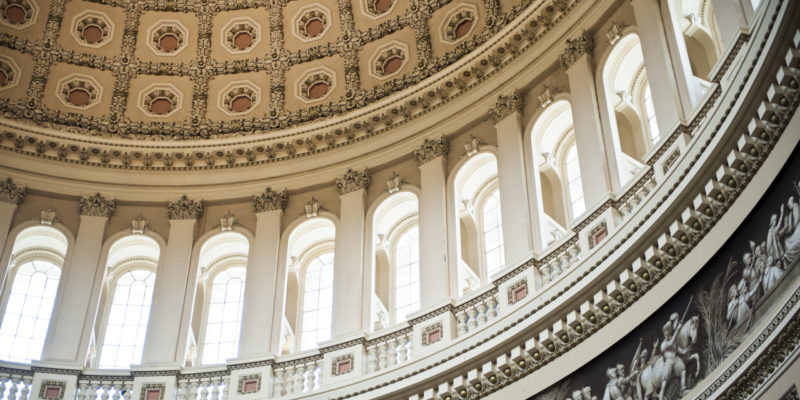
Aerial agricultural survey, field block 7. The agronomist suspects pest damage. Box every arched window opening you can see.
[196,232,249,365]
[453,152,504,293]
[201,266,246,365]
[300,252,334,351]
[565,144,585,217]
[672,0,724,80]
[285,217,336,352]
[481,190,504,277]
[97,235,160,369]
[393,226,420,323]
[0,226,68,363]
[370,191,420,329]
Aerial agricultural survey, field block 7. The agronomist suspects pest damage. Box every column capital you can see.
[491,91,524,121]
[560,30,594,69]
[336,168,371,195]
[79,192,115,217]
[0,177,26,206]
[254,187,288,212]
[168,195,203,220]
[414,136,449,165]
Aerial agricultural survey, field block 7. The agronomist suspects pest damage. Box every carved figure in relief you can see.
[761,255,784,293]
[766,209,787,266]
[783,192,800,265]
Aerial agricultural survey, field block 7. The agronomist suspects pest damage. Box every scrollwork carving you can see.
[79,192,115,217]
[560,31,594,69]
[491,91,524,121]
[414,136,449,165]
[167,195,203,220]
[336,168,371,195]
[253,187,288,212]
[0,177,26,205]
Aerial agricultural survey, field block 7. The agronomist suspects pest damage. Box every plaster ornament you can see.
[79,192,115,217]
[0,177,25,205]
[219,211,237,232]
[463,135,484,157]
[386,172,402,194]
[253,187,289,212]
[414,136,449,165]
[606,22,626,45]
[336,168,371,195]
[131,215,148,234]
[560,31,594,69]
[539,86,555,108]
[305,197,321,218]
[40,206,58,225]
[168,195,203,220]
[491,91,524,121]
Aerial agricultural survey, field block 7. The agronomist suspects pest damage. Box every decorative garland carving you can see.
[167,195,202,220]
[79,192,115,217]
[336,168,371,195]
[0,177,25,205]
[414,136,449,165]
[491,91,524,121]
[253,187,288,212]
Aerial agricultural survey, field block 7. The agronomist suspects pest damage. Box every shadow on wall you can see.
[529,144,800,400]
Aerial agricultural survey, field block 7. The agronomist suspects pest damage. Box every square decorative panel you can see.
[237,374,262,394]
[39,381,65,400]
[589,222,608,249]
[139,384,165,400]
[331,353,354,376]
[422,322,443,346]
[507,279,529,305]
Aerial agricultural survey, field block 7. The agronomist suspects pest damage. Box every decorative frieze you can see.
[167,195,203,220]
[414,137,449,165]
[253,187,288,212]
[336,168,371,195]
[79,192,115,217]
[560,31,594,69]
[491,91,524,121]
[0,177,26,205]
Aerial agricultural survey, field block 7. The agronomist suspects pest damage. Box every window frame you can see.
[561,139,586,220]
[295,243,336,352]
[387,219,421,324]
[196,255,248,365]
[476,185,505,281]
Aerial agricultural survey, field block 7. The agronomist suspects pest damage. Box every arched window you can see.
[201,266,246,365]
[565,144,585,217]
[0,260,60,362]
[98,269,155,368]
[300,252,334,351]
[393,226,420,323]
[481,189,504,277]
[195,232,249,365]
[96,235,160,369]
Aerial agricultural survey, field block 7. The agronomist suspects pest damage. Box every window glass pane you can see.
[482,191,506,277]
[300,253,334,350]
[0,261,61,363]
[566,145,586,217]
[394,227,421,324]
[98,269,155,369]
[644,85,660,143]
[202,267,246,365]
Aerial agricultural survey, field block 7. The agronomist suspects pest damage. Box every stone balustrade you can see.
[0,369,31,400]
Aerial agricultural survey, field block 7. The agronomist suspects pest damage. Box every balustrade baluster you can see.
[210,379,220,400]
[122,384,132,400]
[314,360,323,390]
[456,311,468,335]
[21,378,31,400]
[486,295,498,319]
[476,302,488,326]
[221,378,230,400]
[176,382,187,400]
[294,365,305,393]
[387,338,398,367]
[367,345,379,372]
[101,385,111,400]
[467,306,479,331]
[378,343,389,369]
[397,335,409,363]
[200,380,210,400]
[273,368,285,397]
[111,385,121,400]
[187,382,198,400]
[8,378,18,400]
[540,264,552,284]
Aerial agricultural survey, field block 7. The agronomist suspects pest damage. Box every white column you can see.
[709,0,754,48]
[0,179,25,291]
[415,138,451,308]
[492,96,537,262]
[562,36,618,207]
[332,170,369,338]
[632,0,704,135]
[239,189,286,357]
[141,196,201,366]
[42,194,114,365]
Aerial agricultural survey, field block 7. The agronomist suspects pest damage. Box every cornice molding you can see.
[167,195,203,220]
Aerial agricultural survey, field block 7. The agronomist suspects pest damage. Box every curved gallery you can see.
[0,0,798,399]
